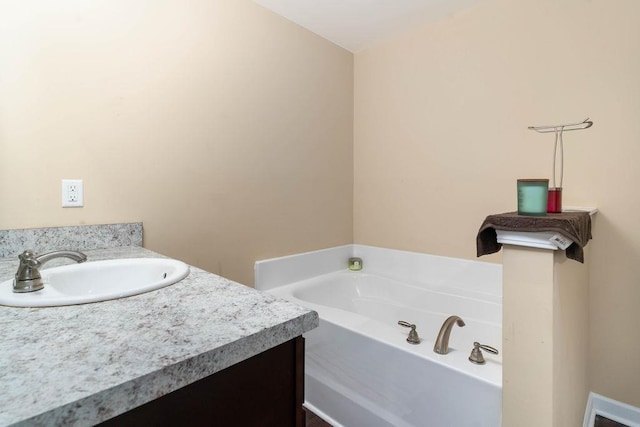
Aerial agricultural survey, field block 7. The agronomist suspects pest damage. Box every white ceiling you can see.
[253,0,482,53]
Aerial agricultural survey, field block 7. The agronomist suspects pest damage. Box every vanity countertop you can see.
[0,247,319,426]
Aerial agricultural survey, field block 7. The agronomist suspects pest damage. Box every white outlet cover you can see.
[62,179,83,207]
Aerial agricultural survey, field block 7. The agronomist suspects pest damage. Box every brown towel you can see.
[477,211,592,263]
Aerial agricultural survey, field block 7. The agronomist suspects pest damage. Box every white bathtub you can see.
[257,245,502,427]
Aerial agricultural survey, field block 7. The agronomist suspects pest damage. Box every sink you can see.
[0,258,190,307]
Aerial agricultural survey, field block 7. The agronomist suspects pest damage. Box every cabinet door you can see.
[101,336,305,427]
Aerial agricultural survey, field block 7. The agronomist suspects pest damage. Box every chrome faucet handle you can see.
[16,250,41,281]
[398,321,421,344]
[468,342,499,365]
[18,250,39,267]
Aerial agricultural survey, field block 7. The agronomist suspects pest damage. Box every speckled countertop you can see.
[0,247,319,426]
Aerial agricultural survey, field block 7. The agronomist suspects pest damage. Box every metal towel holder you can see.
[528,118,594,190]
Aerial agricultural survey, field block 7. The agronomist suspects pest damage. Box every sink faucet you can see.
[14,250,87,293]
[433,315,465,354]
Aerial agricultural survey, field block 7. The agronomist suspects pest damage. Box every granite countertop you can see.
[0,247,319,426]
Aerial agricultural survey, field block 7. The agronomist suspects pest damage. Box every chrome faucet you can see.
[433,315,465,354]
[13,250,87,293]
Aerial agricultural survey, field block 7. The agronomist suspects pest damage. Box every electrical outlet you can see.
[62,179,83,207]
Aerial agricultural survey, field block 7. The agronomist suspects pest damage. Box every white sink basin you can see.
[0,258,190,307]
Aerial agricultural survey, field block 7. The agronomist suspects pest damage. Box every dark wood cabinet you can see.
[100,336,305,427]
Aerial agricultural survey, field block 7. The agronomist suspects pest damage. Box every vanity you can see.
[0,224,318,426]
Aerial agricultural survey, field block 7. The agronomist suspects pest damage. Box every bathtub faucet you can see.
[433,315,465,355]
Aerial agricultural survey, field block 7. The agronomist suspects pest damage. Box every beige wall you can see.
[502,245,590,426]
[0,0,354,286]
[354,0,640,409]
[502,247,555,426]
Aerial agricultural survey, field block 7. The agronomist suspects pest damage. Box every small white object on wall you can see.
[62,179,83,208]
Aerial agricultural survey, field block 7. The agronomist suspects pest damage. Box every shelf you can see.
[495,207,597,250]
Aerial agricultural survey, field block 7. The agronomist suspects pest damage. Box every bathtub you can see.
[257,245,502,427]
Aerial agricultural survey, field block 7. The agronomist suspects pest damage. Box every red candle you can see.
[547,188,562,213]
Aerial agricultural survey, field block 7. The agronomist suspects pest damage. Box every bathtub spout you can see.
[433,315,465,355]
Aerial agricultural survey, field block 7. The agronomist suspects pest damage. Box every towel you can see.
[476,211,592,263]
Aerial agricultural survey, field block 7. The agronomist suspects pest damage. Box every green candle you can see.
[517,179,549,216]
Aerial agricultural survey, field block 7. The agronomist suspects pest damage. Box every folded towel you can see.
[476,211,592,263]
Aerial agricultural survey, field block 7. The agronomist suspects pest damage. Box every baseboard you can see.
[303,402,342,427]
[584,392,640,427]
